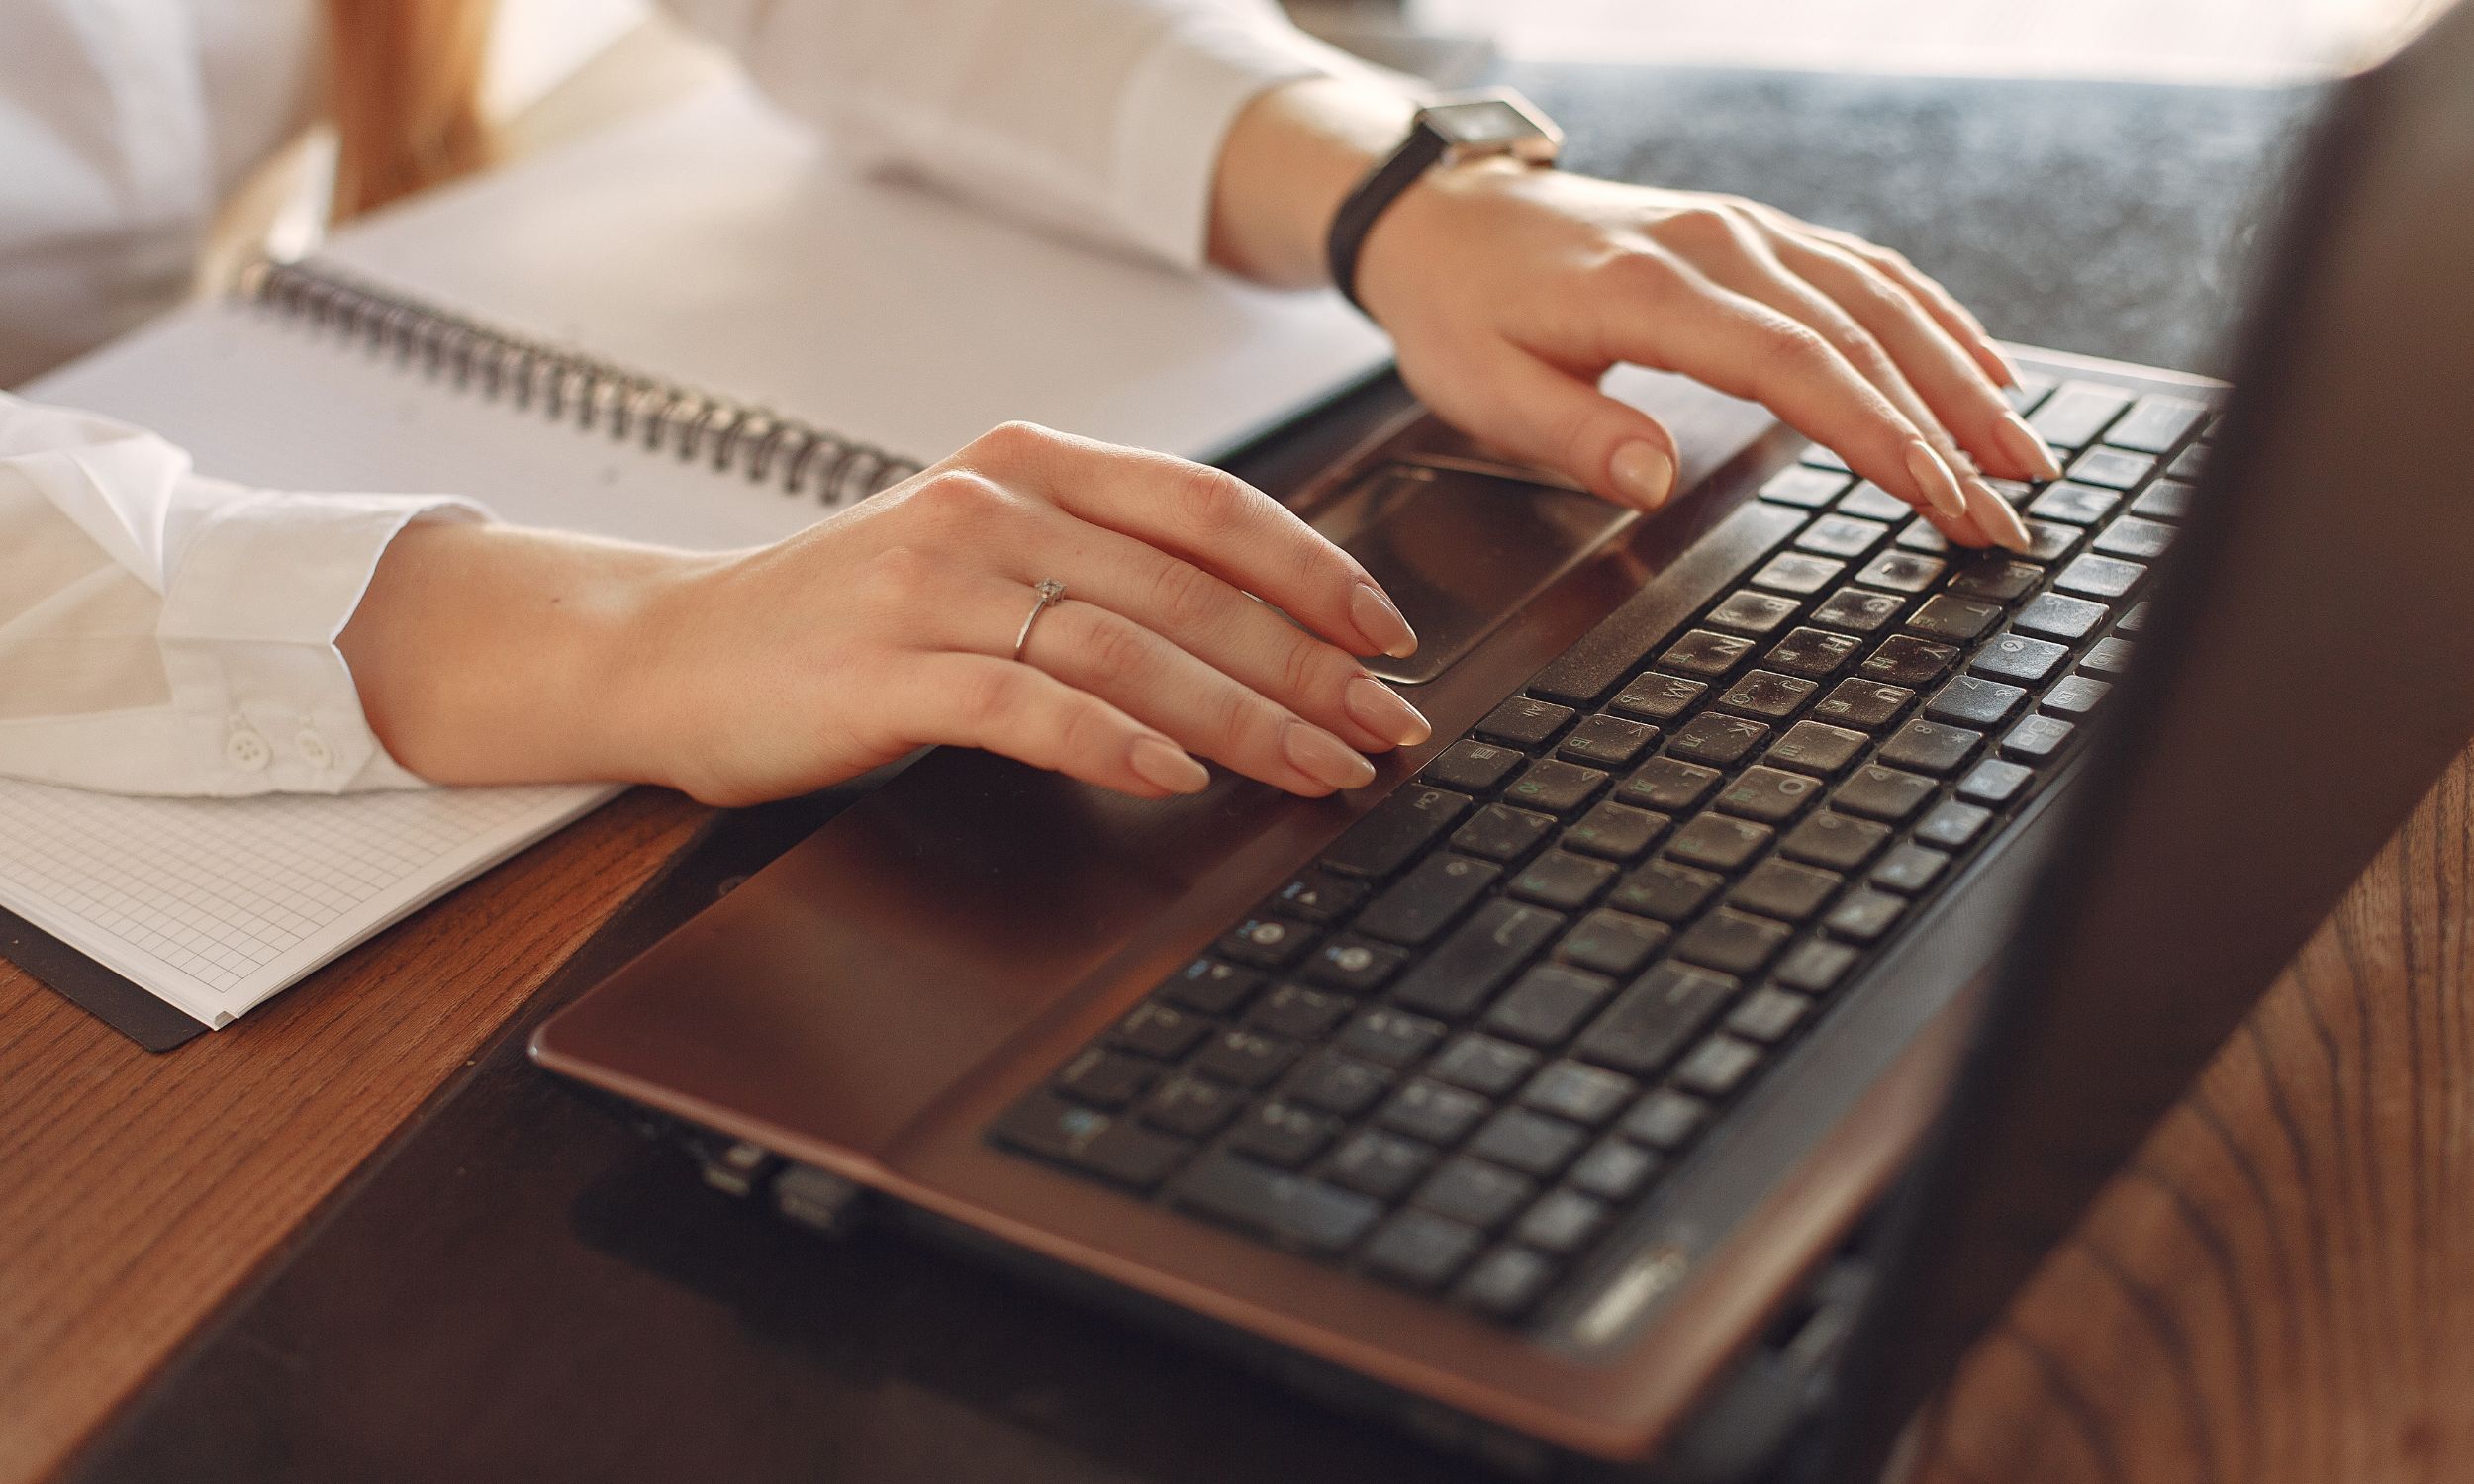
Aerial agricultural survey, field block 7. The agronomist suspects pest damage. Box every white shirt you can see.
[0,0,1343,797]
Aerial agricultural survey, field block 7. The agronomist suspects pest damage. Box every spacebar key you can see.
[1171,1152,1382,1252]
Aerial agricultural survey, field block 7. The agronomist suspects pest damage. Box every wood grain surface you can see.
[0,787,711,1484]
[1913,751,2474,1484]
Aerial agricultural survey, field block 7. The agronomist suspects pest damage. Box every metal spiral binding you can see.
[238,258,922,507]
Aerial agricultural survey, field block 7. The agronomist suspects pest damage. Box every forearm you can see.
[337,522,712,789]
[1208,75,1415,287]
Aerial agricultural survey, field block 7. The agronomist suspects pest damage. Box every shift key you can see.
[1390,899,1568,1018]
[1322,786,1470,878]
[1576,965,1736,1075]
[1170,1151,1382,1252]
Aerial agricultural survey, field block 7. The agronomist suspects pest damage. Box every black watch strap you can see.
[1324,89,1562,316]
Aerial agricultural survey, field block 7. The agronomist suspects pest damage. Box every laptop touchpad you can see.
[1311,462,1633,685]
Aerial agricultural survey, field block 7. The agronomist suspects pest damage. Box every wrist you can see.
[1210,77,1415,288]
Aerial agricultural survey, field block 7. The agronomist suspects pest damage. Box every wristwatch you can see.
[1325,88,1564,315]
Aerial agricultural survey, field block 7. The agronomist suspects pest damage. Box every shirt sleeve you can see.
[659,0,1362,269]
[0,391,488,797]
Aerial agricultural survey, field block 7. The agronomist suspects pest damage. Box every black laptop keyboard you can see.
[988,374,2214,1325]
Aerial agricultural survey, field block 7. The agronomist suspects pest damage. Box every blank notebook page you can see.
[0,778,609,1028]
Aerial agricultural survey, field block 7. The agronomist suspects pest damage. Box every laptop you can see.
[531,6,2474,1478]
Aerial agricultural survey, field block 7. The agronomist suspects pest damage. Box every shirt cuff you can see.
[154,487,490,795]
[1109,9,1355,268]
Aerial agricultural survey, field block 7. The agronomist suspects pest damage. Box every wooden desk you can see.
[9,61,2434,1484]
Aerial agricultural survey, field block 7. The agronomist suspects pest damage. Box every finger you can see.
[1765,233,2062,486]
[950,421,1419,661]
[1408,340,1682,511]
[1792,220,2022,390]
[1668,231,2003,547]
[1593,253,1978,532]
[872,650,1210,799]
[1020,594,1378,796]
[999,506,1432,753]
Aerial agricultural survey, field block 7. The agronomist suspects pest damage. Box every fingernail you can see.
[1345,674,1431,747]
[1350,582,1418,659]
[1129,735,1209,794]
[1610,440,1676,510]
[1284,721,1377,792]
[1904,439,1971,521]
[1986,340,2025,390]
[1995,410,2064,482]
[1971,480,2036,554]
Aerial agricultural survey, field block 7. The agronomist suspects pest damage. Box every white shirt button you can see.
[226,729,272,772]
[295,729,333,770]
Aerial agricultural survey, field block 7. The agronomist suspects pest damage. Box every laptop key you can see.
[1855,551,1947,594]
[1759,466,1852,508]
[2129,479,2195,520]
[1420,739,1523,792]
[2028,381,2133,448]
[2065,449,2154,491]
[1189,1030,1296,1089]
[1158,958,1263,1015]
[1859,634,1960,688]
[1618,757,1723,813]
[1715,765,1825,825]
[1556,909,1673,977]
[1356,853,1501,946]
[1775,938,1860,994]
[1452,803,1558,863]
[1810,586,1908,634]
[1485,964,1618,1047]
[1905,595,2003,645]
[1622,1087,1713,1150]
[1667,713,1775,769]
[1839,483,1914,520]
[2168,442,2209,480]
[1750,552,1846,596]
[1666,812,1773,872]
[1560,713,1661,769]
[1390,899,1567,1018]
[1250,983,1355,1041]
[1957,757,2035,805]
[1140,1073,1246,1137]
[1363,1210,1485,1290]
[1673,909,1793,976]
[2093,516,2175,560]
[1430,1033,1543,1098]
[1869,843,1951,894]
[1459,1246,1559,1320]
[1731,858,1844,923]
[1339,1007,1448,1068]
[1470,1108,1589,1177]
[1916,800,1995,850]
[1218,915,1313,969]
[1576,964,1735,1075]
[2005,372,2058,415]
[1946,557,2043,603]
[1475,696,1575,748]
[1519,1060,1639,1126]
[1824,889,1907,944]
[1832,765,1938,824]
[1416,1159,1538,1235]
[1813,678,1915,730]
[2104,393,2209,454]
[2042,675,2112,717]
[1228,1100,1341,1168]
[2081,636,2138,676]
[1610,671,1709,723]
[1608,859,1724,923]
[1659,629,1758,678]
[1113,1002,1211,1060]
[2054,553,2147,600]
[1796,514,1891,559]
[1707,589,1804,636]
[1926,675,2028,728]
[1766,626,1867,679]
[1380,1077,1491,1144]
[1508,850,1619,911]
[995,1092,1191,1190]
[1517,1188,1610,1254]
[1766,719,1870,776]
[1877,718,1985,776]
[1562,802,1669,862]
[1327,1130,1440,1203]
[2001,714,2077,763]
[1672,1033,1765,1098]
[1568,1138,1662,1201]
[1780,809,1893,869]
[1717,669,1820,721]
[1894,518,1951,554]
[1283,1050,1391,1118]
[2020,520,2081,563]
[1057,1046,1162,1107]
[1321,785,1470,878]
[1506,759,1611,815]
[1171,1152,1380,1252]
[2012,592,2110,641]
[1726,986,1813,1043]
[2027,482,2122,525]
[1302,936,1407,994]
[1263,867,1367,926]
[1970,632,2070,686]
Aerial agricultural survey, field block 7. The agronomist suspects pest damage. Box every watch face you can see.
[1428,98,1545,149]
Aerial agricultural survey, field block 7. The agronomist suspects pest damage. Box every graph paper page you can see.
[0,779,611,1027]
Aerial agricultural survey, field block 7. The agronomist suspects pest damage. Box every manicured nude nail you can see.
[1129,735,1209,794]
[1285,721,1378,792]
[1970,478,2036,554]
[1985,340,2025,390]
[1345,674,1431,747]
[1995,410,2065,481]
[1610,440,1676,510]
[1904,439,1971,521]
[1350,582,1418,659]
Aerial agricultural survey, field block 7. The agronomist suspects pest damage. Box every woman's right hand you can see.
[620,421,1431,807]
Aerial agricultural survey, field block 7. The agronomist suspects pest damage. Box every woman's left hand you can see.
[1353,161,2055,550]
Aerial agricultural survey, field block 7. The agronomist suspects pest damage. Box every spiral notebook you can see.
[3,80,1392,1044]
